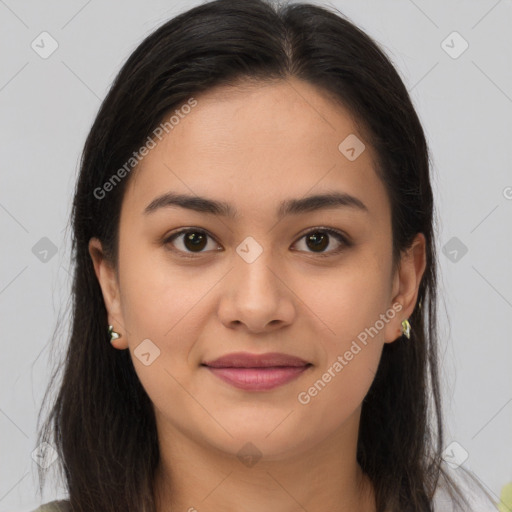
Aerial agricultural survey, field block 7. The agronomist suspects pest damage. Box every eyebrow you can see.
[143,191,369,219]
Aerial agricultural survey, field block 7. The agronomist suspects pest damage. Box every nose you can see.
[217,249,296,333]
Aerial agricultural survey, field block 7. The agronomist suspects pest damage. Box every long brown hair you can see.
[36,0,497,510]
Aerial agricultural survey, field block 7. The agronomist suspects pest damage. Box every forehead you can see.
[123,77,390,223]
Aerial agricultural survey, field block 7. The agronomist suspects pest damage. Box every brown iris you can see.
[183,231,208,252]
[305,231,329,252]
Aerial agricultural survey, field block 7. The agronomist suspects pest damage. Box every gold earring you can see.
[108,325,121,343]
[401,319,411,339]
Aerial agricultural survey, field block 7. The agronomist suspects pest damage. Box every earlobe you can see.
[88,238,129,349]
[384,233,427,343]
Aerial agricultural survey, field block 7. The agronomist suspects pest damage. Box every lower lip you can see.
[204,365,311,391]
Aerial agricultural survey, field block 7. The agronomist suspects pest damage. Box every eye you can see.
[163,228,221,258]
[163,226,351,259]
[292,227,350,257]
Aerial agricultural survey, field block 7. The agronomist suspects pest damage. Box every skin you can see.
[89,76,426,512]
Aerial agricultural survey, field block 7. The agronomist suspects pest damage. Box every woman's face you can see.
[90,77,425,460]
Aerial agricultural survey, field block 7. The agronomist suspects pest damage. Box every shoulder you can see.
[30,500,71,512]
[432,465,499,512]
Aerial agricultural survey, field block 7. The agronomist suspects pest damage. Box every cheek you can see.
[117,238,201,346]
[302,255,391,346]
[295,270,387,432]
[294,257,390,407]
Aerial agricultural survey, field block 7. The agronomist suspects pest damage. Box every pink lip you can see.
[202,352,312,391]
[205,366,311,391]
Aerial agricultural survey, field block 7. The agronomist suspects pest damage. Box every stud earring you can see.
[401,319,411,339]
[108,325,121,343]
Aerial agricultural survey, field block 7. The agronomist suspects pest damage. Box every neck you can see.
[153,410,376,512]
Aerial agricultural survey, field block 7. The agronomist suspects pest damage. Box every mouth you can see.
[201,352,313,391]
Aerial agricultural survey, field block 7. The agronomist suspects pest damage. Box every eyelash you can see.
[162,227,351,259]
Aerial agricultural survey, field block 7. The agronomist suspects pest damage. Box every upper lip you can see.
[202,352,311,368]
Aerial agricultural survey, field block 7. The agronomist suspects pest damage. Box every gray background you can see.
[1,0,511,510]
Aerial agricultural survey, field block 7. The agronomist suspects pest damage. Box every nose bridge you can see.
[217,234,295,331]
[233,234,282,300]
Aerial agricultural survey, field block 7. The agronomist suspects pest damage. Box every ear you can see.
[384,232,427,344]
[88,238,129,350]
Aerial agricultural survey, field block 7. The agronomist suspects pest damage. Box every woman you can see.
[32,0,499,510]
